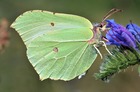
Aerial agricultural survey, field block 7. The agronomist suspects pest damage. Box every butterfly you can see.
[11,8,121,81]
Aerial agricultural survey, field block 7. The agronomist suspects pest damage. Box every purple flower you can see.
[126,23,140,42]
[105,19,137,49]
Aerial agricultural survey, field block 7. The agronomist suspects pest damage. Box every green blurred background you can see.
[0,0,140,92]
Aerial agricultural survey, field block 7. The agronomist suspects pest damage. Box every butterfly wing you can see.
[11,10,97,81]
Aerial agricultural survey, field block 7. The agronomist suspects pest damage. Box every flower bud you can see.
[105,19,136,49]
[126,23,140,42]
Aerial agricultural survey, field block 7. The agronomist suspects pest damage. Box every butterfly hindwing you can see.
[11,10,98,81]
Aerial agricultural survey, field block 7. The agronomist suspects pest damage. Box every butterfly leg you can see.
[78,72,86,79]
[99,41,112,55]
[93,44,103,59]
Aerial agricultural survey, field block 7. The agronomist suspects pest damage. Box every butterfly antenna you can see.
[102,8,123,22]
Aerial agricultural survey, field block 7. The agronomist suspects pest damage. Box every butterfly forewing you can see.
[11,10,98,81]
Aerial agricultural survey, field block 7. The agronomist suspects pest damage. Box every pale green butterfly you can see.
[11,8,121,81]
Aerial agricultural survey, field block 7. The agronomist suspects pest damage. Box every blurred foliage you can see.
[0,0,140,92]
[0,18,9,52]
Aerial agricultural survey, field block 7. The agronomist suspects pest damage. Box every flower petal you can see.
[126,23,140,42]
[121,32,136,48]
[106,19,118,28]
[105,19,137,49]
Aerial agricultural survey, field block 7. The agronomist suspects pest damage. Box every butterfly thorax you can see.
[88,25,102,45]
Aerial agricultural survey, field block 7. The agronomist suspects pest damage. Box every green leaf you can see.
[94,47,140,82]
[11,10,97,81]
